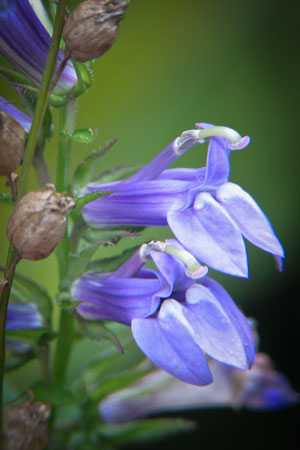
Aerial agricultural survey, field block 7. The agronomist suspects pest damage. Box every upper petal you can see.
[167,192,248,277]
[216,182,284,258]
[132,299,212,385]
[74,270,165,325]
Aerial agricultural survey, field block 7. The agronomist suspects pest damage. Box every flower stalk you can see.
[0,0,68,444]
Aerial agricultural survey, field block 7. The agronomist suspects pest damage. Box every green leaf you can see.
[72,128,98,144]
[0,267,52,324]
[71,191,112,223]
[12,271,53,324]
[6,328,57,346]
[5,351,35,372]
[77,317,124,354]
[94,164,141,184]
[84,340,145,387]
[66,243,101,285]
[90,367,150,402]
[31,382,77,407]
[0,193,13,206]
[79,226,141,245]
[57,295,82,310]
[100,418,196,445]
[72,140,117,195]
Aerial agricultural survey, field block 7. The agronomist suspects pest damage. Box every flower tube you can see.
[73,240,255,386]
[82,123,284,277]
[0,95,32,132]
[0,0,77,94]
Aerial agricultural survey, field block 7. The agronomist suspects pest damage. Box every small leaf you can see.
[12,272,53,324]
[72,128,98,144]
[31,382,77,407]
[90,368,150,402]
[94,164,141,184]
[6,328,57,346]
[5,351,35,373]
[71,191,112,223]
[0,193,13,206]
[66,243,101,285]
[72,140,116,195]
[79,226,141,245]
[78,317,124,354]
[57,296,82,310]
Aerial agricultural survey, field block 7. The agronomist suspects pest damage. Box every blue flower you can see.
[99,352,299,424]
[82,123,284,277]
[0,0,76,93]
[6,302,42,353]
[73,240,255,385]
[6,302,42,330]
[0,95,32,132]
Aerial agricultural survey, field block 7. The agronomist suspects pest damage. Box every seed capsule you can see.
[63,0,130,62]
[0,110,26,176]
[3,400,50,450]
[7,184,75,260]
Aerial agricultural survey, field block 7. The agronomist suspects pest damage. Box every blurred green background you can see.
[0,0,299,447]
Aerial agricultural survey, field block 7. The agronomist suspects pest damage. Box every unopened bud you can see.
[7,184,75,260]
[0,110,26,176]
[63,0,130,62]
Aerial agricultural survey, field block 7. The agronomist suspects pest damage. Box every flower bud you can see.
[63,0,130,62]
[7,184,75,260]
[0,110,26,176]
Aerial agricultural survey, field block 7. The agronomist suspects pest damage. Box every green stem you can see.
[0,1,67,445]
[53,100,77,384]
[52,310,74,385]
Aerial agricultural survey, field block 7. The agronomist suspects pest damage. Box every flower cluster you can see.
[73,239,255,385]
[82,123,284,277]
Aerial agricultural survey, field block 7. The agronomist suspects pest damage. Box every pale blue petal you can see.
[202,277,255,366]
[216,182,285,257]
[167,192,248,277]
[183,284,249,369]
[132,299,213,385]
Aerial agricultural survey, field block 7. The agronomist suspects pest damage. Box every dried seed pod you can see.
[0,110,26,176]
[3,400,50,450]
[63,0,130,62]
[7,184,75,260]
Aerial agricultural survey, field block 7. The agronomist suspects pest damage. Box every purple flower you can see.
[83,123,284,277]
[0,0,76,93]
[6,302,42,353]
[99,353,299,424]
[6,302,42,330]
[0,95,32,132]
[73,240,255,385]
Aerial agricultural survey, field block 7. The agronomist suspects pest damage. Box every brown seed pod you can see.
[3,400,50,450]
[63,0,130,62]
[0,110,26,176]
[7,184,75,261]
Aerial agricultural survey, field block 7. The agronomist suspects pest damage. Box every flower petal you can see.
[202,277,255,366]
[74,271,164,325]
[167,192,248,277]
[216,182,284,258]
[183,284,250,369]
[83,179,193,227]
[132,299,212,385]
